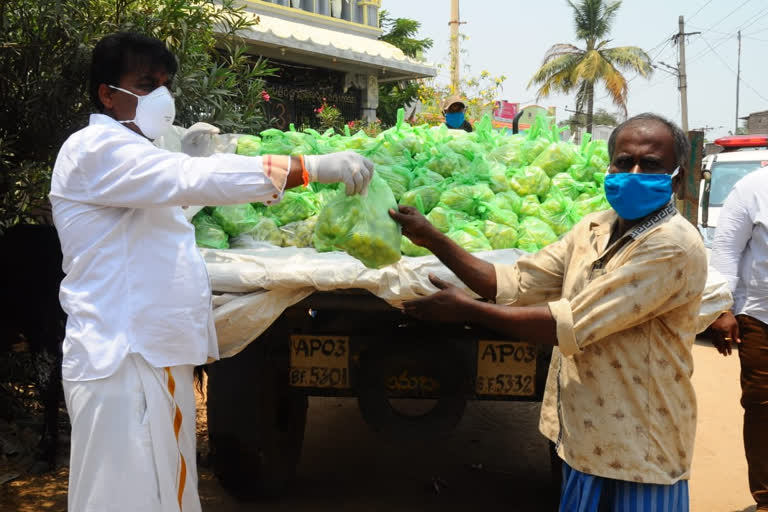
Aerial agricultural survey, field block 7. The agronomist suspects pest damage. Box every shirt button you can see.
[273,194,278,199]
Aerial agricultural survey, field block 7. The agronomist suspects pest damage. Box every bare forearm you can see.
[464,301,558,345]
[425,234,497,300]
[285,156,304,190]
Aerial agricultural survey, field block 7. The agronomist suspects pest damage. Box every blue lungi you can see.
[560,461,689,512]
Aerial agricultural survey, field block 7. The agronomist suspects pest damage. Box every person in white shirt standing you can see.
[50,32,373,512]
[710,165,768,511]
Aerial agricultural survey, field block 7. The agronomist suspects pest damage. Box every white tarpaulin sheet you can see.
[204,246,733,359]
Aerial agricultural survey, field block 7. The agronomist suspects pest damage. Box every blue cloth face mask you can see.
[445,111,465,128]
[604,167,679,220]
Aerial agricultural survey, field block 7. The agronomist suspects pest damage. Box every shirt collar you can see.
[89,113,149,141]
[589,201,678,239]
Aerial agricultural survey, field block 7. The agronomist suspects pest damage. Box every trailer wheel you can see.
[357,343,468,438]
[206,339,307,499]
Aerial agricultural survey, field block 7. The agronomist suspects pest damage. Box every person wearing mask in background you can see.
[50,31,372,512]
[709,164,768,512]
[442,95,473,132]
[390,113,706,511]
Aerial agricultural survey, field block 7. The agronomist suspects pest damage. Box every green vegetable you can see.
[483,220,518,250]
[399,185,442,214]
[446,222,493,252]
[401,236,432,257]
[211,203,261,236]
[509,166,551,199]
[235,135,261,156]
[488,190,523,214]
[438,183,495,215]
[192,211,229,249]
[245,216,283,246]
[516,216,558,253]
[376,164,412,200]
[313,174,402,268]
[520,195,542,218]
[531,141,578,177]
[425,206,471,233]
[280,215,318,248]
[266,190,319,227]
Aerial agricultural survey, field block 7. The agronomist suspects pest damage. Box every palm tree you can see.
[528,0,652,134]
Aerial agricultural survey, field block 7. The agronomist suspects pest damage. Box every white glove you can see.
[304,151,374,195]
[181,122,221,157]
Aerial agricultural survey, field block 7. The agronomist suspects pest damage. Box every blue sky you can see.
[383,0,768,140]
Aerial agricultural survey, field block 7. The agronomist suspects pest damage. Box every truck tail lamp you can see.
[715,135,768,149]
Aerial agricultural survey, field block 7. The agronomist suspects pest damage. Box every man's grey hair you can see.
[607,113,690,171]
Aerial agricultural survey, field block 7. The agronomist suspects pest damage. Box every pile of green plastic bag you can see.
[192,109,611,266]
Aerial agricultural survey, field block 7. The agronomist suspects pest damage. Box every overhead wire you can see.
[699,37,768,104]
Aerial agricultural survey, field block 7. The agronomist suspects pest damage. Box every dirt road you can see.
[0,340,757,511]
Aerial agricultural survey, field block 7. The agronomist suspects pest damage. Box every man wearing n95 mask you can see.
[50,31,372,512]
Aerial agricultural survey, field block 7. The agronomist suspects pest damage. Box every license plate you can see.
[476,341,537,396]
[289,335,350,389]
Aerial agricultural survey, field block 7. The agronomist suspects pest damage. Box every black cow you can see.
[0,223,66,473]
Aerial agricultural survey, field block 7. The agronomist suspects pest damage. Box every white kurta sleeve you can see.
[61,133,289,208]
[710,185,753,294]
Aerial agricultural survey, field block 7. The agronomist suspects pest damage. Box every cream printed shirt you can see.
[495,204,707,484]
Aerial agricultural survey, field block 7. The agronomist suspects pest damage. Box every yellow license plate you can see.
[289,335,350,389]
[476,341,537,396]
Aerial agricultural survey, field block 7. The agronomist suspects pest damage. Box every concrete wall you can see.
[746,111,768,134]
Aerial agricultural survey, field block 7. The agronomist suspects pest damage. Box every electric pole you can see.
[736,30,742,133]
[677,15,689,132]
[449,0,461,94]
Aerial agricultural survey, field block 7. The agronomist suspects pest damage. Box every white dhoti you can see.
[64,354,200,512]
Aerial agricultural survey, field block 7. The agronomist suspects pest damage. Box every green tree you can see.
[528,0,652,134]
[376,10,433,127]
[560,108,621,129]
[0,0,275,228]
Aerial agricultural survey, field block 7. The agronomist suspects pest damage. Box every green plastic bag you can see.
[520,195,542,218]
[446,222,493,253]
[235,135,261,156]
[192,211,230,249]
[411,167,445,188]
[280,215,318,248]
[313,175,402,269]
[422,150,471,177]
[438,183,494,215]
[245,216,283,246]
[551,173,597,200]
[531,141,578,177]
[425,206,471,233]
[477,202,519,228]
[376,164,412,200]
[508,166,551,199]
[266,190,319,227]
[516,216,558,253]
[399,185,442,214]
[488,162,512,193]
[489,190,523,214]
[211,203,261,236]
[483,220,518,250]
[521,137,551,164]
[401,236,432,257]
[573,194,611,217]
[487,139,526,167]
[540,188,581,236]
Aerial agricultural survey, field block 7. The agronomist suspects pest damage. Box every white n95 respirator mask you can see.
[109,85,176,140]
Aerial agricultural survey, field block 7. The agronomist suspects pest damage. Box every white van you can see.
[699,135,768,246]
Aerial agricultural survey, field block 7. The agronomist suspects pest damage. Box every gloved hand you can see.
[181,122,221,157]
[304,151,374,195]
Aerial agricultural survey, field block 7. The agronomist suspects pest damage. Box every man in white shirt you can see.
[50,31,372,512]
[710,166,768,511]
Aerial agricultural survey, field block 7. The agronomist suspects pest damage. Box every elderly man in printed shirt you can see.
[390,113,706,511]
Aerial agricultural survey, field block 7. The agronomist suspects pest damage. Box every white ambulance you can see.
[699,135,768,247]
